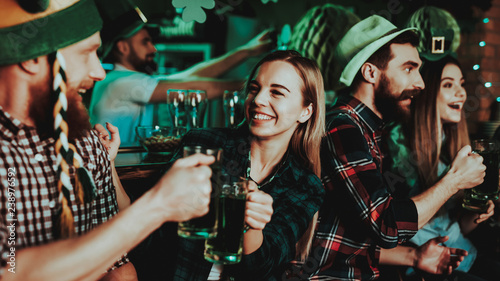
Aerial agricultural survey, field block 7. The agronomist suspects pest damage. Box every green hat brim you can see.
[0,0,102,65]
[339,27,417,87]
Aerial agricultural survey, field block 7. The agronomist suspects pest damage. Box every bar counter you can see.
[115,146,172,200]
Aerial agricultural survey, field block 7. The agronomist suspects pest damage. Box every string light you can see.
[496,97,500,102]
[475,19,496,94]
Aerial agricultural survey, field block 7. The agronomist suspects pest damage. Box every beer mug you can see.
[178,146,223,239]
[204,180,248,264]
[462,139,500,212]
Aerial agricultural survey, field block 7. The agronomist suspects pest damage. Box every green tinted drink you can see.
[462,189,489,212]
[471,151,499,200]
[204,181,247,264]
[463,139,500,212]
[178,147,223,239]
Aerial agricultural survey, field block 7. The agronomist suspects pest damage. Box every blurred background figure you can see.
[90,0,273,144]
[289,3,360,105]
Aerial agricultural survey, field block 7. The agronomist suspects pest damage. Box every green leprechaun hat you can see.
[0,0,102,65]
[407,6,461,61]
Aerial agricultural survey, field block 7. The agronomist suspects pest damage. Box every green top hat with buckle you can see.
[407,6,461,61]
[335,15,417,88]
[96,0,158,60]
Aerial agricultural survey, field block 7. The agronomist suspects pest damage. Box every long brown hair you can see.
[244,50,326,260]
[410,55,469,188]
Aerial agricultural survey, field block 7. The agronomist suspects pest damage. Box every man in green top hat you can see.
[0,0,214,280]
[90,0,273,144]
[293,15,485,280]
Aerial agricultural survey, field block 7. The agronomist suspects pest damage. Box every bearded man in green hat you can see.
[0,0,214,280]
[292,15,486,280]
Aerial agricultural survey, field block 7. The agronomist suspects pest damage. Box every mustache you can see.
[399,89,421,100]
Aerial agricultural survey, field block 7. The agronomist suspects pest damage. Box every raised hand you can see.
[94,122,120,162]
[414,236,467,275]
[153,153,214,222]
[240,29,274,57]
[448,145,486,190]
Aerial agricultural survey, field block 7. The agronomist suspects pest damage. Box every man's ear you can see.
[360,62,379,84]
[116,40,129,56]
[19,58,42,74]
[298,103,313,123]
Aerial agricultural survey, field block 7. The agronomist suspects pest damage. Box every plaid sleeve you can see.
[78,131,129,268]
[228,170,325,280]
[322,114,417,248]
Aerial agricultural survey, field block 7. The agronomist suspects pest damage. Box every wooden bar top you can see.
[115,147,173,200]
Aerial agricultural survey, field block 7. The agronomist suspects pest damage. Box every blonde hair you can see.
[244,50,326,260]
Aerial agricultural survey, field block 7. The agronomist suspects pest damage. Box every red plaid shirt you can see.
[297,95,418,280]
[0,107,127,276]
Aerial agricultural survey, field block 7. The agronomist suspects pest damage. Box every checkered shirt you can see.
[0,107,127,276]
[168,126,325,281]
[300,95,418,280]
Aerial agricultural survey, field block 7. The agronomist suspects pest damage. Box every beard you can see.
[65,91,92,140]
[128,49,157,75]
[30,87,91,141]
[374,73,419,122]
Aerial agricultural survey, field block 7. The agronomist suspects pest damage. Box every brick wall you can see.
[459,0,500,123]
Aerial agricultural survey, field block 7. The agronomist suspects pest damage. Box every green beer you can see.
[462,139,500,212]
[178,146,223,239]
[471,151,499,200]
[204,181,247,264]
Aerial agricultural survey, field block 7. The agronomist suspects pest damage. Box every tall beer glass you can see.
[204,180,248,264]
[178,146,223,239]
[463,139,500,212]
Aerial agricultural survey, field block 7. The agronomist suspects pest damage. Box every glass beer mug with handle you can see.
[462,139,500,212]
[185,90,208,129]
[178,146,224,239]
[204,179,248,264]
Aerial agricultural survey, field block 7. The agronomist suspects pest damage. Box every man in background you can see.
[90,0,272,143]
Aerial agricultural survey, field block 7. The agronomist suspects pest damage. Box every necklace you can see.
[246,150,288,189]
